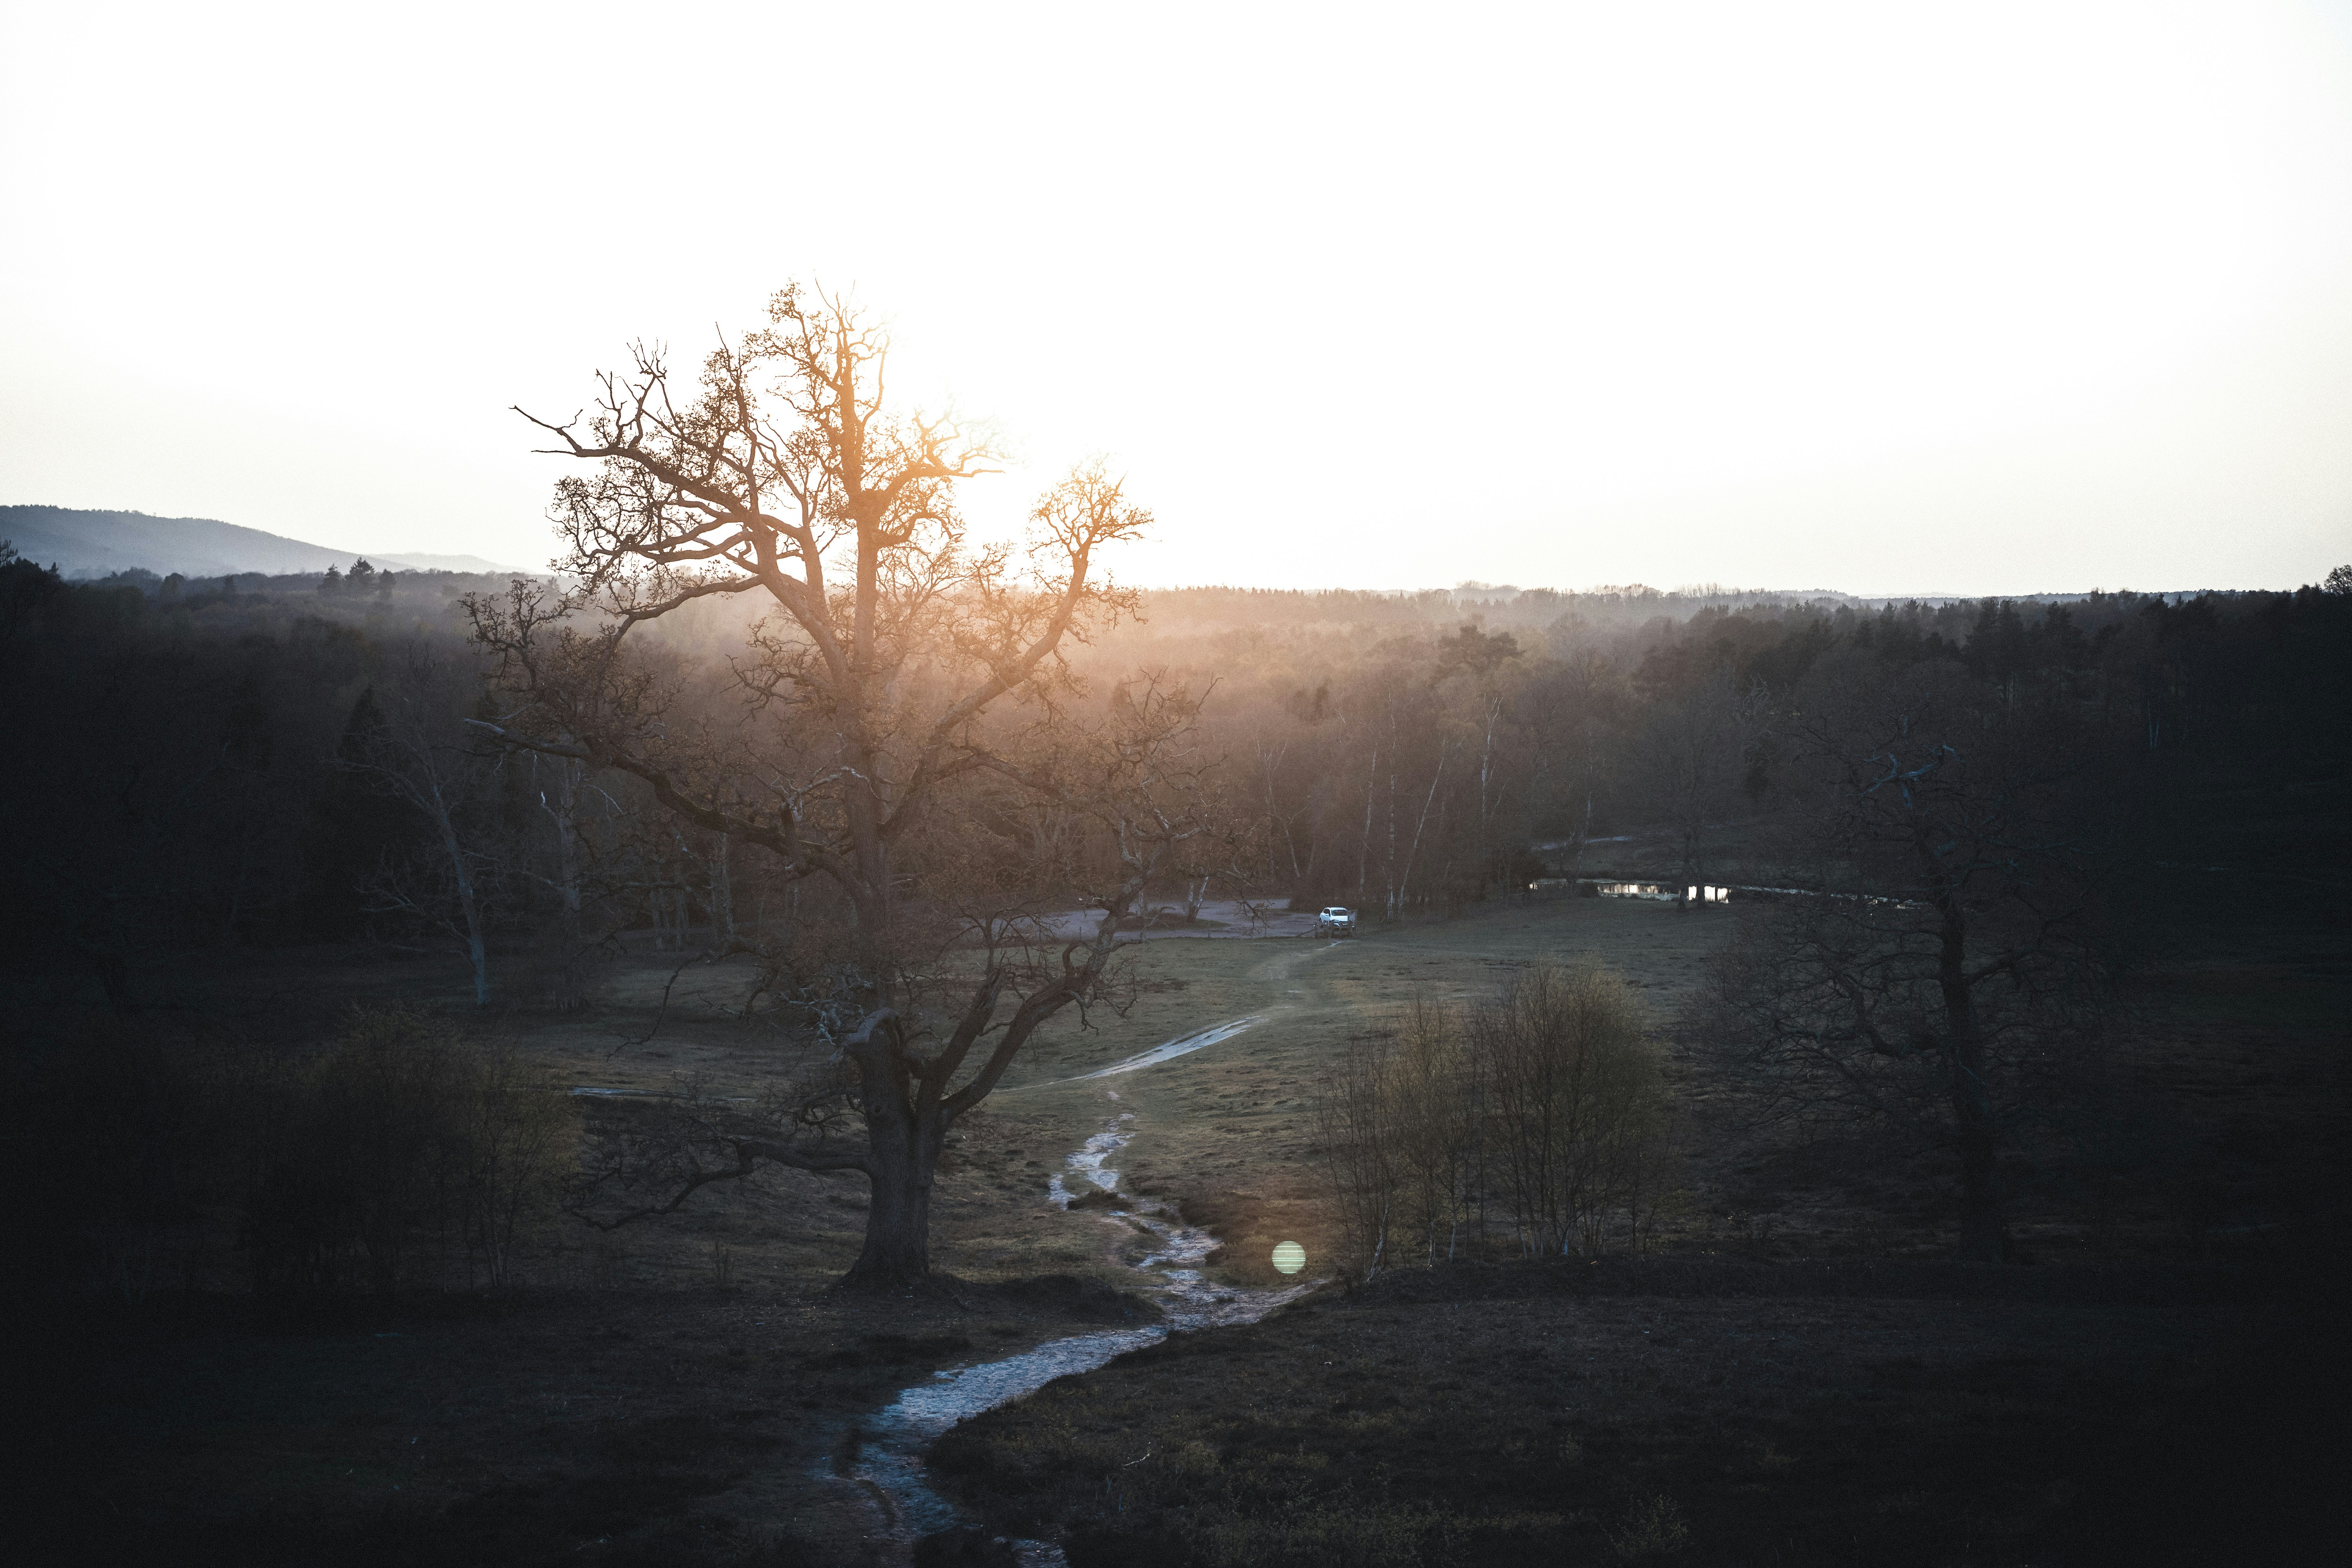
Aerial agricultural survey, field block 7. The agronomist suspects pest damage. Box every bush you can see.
[1473,963,1671,1258]
[14,1004,575,1302]
[247,1005,573,1293]
[13,1016,224,1303]
[1608,1494,1690,1559]
[1315,965,1675,1280]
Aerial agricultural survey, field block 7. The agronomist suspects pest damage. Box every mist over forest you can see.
[3,551,2344,1005]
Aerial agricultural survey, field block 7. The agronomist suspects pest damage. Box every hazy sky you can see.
[5,1,2350,594]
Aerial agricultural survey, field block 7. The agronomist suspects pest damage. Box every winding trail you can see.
[1000,1014,1269,1091]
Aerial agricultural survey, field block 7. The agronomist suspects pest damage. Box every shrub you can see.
[1315,964,1675,1279]
[241,1005,573,1294]
[1609,1494,1690,1560]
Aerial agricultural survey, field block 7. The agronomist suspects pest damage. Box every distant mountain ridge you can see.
[0,505,530,579]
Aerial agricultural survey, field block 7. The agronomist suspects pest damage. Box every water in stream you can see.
[824,1093,1315,1564]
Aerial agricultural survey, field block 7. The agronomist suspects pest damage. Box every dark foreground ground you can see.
[929,1254,2345,1568]
[29,1256,2344,1568]
[23,1276,1159,1568]
[15,901,2343,1566]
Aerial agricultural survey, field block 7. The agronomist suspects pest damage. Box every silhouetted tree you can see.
[0,539,65,653]
[1696,656,2115,1262]
[467,285,1165,1286]
[337,647,513,1006]
[1638,668,1759,909]
[563,675,1225,1284]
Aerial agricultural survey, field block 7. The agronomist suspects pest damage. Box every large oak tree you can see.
[466,286,1198,1287]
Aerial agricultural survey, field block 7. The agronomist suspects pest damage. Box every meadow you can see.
[34,889,2342,1564]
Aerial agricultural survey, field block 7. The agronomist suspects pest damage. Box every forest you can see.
[7,550,2342,1024]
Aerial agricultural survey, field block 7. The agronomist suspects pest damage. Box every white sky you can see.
[4,0,2350,595]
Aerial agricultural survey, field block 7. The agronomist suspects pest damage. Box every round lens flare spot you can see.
[1271,1241,1307,1275]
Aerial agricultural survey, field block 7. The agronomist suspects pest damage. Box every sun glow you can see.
[2,1,2348,591]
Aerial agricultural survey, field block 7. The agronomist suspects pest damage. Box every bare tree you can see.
[0,539,65,654]
[1473,963,1667,1257]
[1526,648,1633,883]
[338,649,510,1007]
[1434,622,1526,899]
[564,677,1225,1284]
[1694,657,2113,1263]
[1312,1027,1403,1283]
[523,750,592,1008]
[1316,965,1668,1276]
[1390,997,1475,1265]
[462,290,1179,1284]
[928,785,1057,967]
[1638,668,1759,909]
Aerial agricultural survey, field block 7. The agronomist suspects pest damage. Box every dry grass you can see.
[997,899,1735,1288]
[931,1262,2338,1566]
[40,1278,1160,1566]
[287,889,2334,1297]
[37,894,2345,1562]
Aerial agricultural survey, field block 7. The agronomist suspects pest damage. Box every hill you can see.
[0,505,524,579]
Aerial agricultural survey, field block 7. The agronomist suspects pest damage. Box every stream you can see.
[822,1089,1317,1564]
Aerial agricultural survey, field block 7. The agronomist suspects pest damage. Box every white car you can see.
[1317,905,1356,935]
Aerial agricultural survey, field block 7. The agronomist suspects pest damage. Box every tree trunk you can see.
[844,1114,941,1288]
[1675,823,1697,913]
[1938,904,2006,1261]
[466,911,490,1008]
[1395,749,1446,918]
[711,832,735,948]
[91,948,131,1010]
[1384,765,1398,918]
[549,758,585,1008]
[1953,1108,2003,1262]
[429,779,491,1007]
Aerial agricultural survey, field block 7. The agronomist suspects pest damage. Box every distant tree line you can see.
[0,548,809,1012]
[1171,576,2352,925]
[5,535,2345,1017]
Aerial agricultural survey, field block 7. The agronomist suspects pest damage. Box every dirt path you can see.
[996,901,1735,1289]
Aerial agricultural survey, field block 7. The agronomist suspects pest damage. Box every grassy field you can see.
[36,892,2347,1564]
[989,896,1733,1290]
[930,1256,2339,1567]
[914,900,2348,1567]
[436,895,1734,1301]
